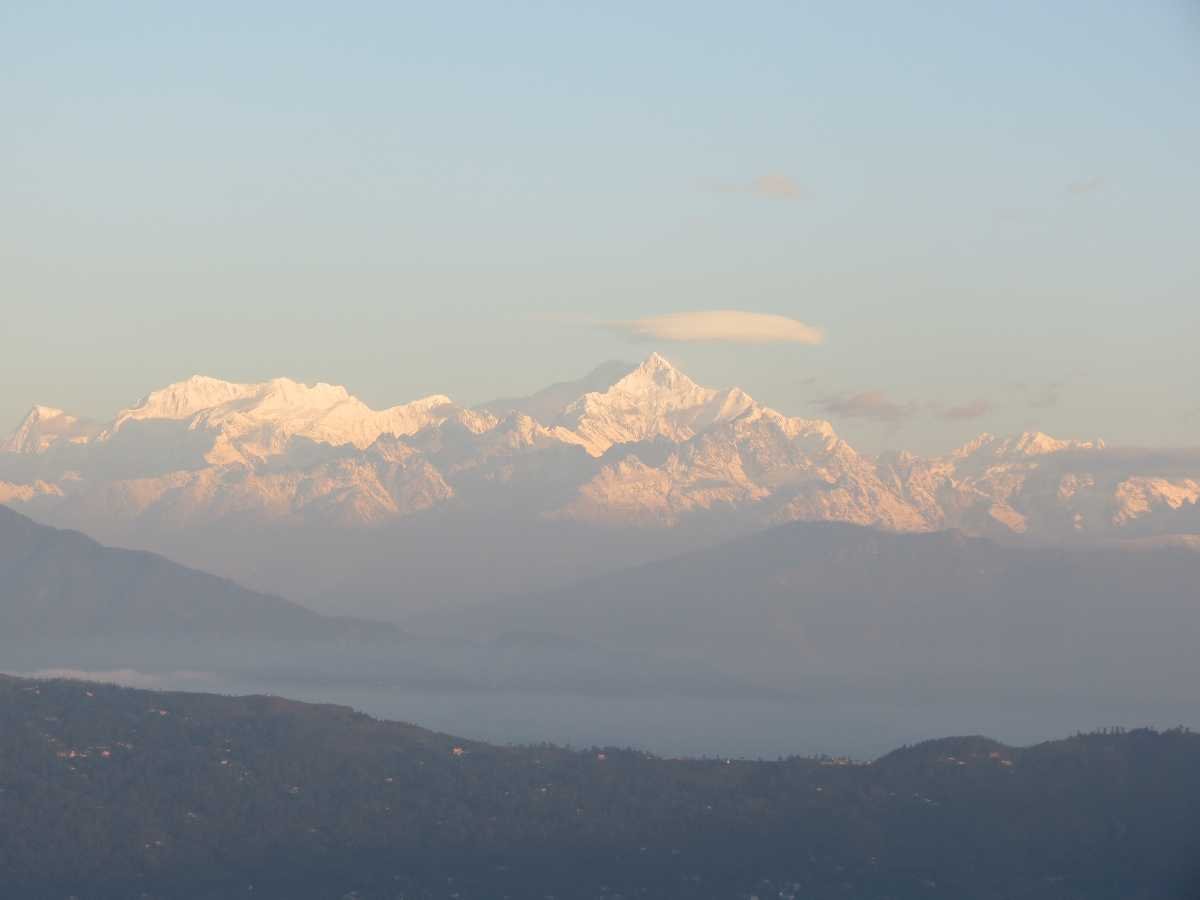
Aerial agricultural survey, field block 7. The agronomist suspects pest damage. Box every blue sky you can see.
[3,1,1198,453]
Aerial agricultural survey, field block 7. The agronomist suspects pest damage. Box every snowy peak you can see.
[395,394,454,412]
[242,378,353,411]
[115,375,261,427]
[3,374,490,464]
[599,353,717,414]
[2,405,96,454]
[952,430,1104,461]
[555,353,760,456]
[86,375,488,462]
[612,352,695,392]
[1008,430,1104,456]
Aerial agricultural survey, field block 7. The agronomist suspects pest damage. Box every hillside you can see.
[0,504,755,704]
[455,520,1200,698]
[0,504,382,641]
[0,675,1197,899]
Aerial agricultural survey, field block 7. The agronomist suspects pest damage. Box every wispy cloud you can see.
[608,310,824,345]
[1031,447,1200,479]
[1066,176,1105,195]
[820,391,917,424]
[1015,382,1063,409]
[702,174,802,200]
[940,399,992,421]
[749,174,802,199]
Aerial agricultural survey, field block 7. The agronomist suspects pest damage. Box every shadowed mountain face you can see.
[475,359,636,423]
[0,505,757,704]
[0,504,373,640]
[2,675,1198,900]
[438,521,1200,700]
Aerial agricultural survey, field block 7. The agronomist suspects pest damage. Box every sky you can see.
[3,1,1198,455]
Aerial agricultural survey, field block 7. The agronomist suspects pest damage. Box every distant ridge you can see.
[473,518,1200,694]
[0,504,390,640]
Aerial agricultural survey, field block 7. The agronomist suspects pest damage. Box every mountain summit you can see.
[1,405,97,454]
[103,375,489,465]
[554,353,759,455]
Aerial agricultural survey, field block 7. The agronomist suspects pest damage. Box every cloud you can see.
[941,399,992,421]
[610,310,825,345]
[1015,382,1063,409]
[1034,447,1200,479]
[820,391,918,424]
[1066,176,1105,195]
[749,174,802,199]
[702,174,802,200]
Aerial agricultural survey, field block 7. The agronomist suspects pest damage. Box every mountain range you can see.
[4,353,1196,542]
[3,353,1198,618]
[3,413,1199,752]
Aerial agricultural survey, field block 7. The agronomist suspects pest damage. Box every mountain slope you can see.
[0,504,381,640]
[0,504,763,702]
[476,359,635,423]
[472,520,1200,695]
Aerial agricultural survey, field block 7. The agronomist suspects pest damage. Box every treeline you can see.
[0,675,1198,899]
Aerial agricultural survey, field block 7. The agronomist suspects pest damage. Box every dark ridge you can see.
[0,503,397,641]
[2,674,1198,899]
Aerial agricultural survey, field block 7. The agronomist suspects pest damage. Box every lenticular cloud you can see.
[614,310,824,345]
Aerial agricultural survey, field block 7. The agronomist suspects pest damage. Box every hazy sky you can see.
[3,1,1198,454]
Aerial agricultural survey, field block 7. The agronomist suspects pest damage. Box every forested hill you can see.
[1,676,1198,899]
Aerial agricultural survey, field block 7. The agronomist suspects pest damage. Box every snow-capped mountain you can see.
[105,375,496,466]
[550,353,757,456]
[1,405,99,454]
[3,354,1198,544]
